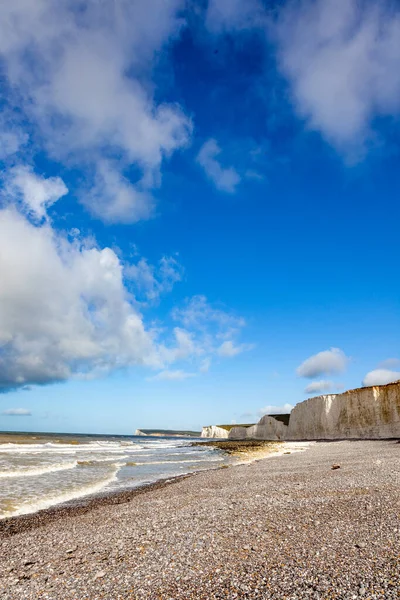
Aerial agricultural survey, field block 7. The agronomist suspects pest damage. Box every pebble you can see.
[93,570,106,580]
[0,440,399,599]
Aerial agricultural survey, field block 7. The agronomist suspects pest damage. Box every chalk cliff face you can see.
[228,416,288,440]
[287,382,400,440]
[246,415,288,440]
[201,417,288,440]
[201,382,400,440]
[201,425,229,438]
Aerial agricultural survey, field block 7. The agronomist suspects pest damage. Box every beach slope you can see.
[1,440,399,599]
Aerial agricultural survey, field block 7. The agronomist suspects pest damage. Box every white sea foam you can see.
[0,461,78,479]
[1,467,119,519]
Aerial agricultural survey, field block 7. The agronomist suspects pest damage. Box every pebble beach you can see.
[1,440,399,599]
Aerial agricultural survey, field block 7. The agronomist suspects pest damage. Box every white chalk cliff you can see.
[201,416,288,440]
[201,425,229,438]
[228,416,288,441]
[287,381,400,440]
[201,381,400,440]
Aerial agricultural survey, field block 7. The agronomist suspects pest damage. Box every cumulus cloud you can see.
[296,348,349,379]
[0,206,163,390]
[258,403,294,417]
[362,369,400,387]
[6,166,68,219]
[2,408,32,416]
[304,379,334,395]
[197,139,240,193]
[151,369,196,381]
[0,188,249,390]
[273,0,400,155]
[0,0,191,222]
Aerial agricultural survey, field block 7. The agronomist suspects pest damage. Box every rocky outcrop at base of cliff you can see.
[287,381,400,440]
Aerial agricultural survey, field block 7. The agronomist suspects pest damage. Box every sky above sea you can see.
[0,0,399,434]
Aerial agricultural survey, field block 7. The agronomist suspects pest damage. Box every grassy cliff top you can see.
[136,429,201,437]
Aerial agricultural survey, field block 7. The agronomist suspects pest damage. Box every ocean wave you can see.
[0,461,78,479]
[0,467,119,519]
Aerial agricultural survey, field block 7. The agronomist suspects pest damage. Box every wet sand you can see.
[1,440,399,599]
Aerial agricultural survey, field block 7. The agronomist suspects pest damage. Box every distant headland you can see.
[135,429,201,438]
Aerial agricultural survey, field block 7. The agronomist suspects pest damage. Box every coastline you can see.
[0,439,294,537]
[0,472,194,538]
[1,440,399,598]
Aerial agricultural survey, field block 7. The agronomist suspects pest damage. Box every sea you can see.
[0,432,230,520]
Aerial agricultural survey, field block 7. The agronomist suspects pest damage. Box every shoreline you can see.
[0,472,195,538]
[0,440,301,537]
[1,440,399,598]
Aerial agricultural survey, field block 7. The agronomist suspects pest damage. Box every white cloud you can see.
[0,206,161,390]
[199,357,212,373]
[2,408,32,416]
[151,369,196,381]
[0,0,191,223]
[0,190,250,390]
[258,403,294,417]
[362,369,400,387]
[197,139,240,193]
[125,255,183,302]
[169,295,251,368]
[0,128,28,160]
[304,379,334,395]
[6,166,68,219]
[83,162,155,225]
[297,348,349,379]
[173,295,245,333]
[217,340,252,357]
[273,0,400,155]
[378,358,400,370]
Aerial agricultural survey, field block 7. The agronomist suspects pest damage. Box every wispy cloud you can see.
[378,358,400,370]
[150,370,196,381]
[2,408,32,416]
[197,139,240,193]
[125,255,184,303]
[217,340,253,358]
[172,295,245,333]
[206,0,265,33]
[273,0,400,157]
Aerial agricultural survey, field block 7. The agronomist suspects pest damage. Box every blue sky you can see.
[0,0,400,434]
